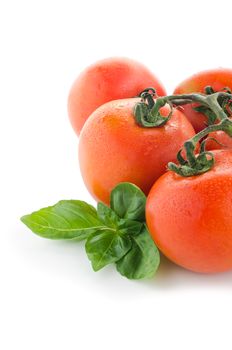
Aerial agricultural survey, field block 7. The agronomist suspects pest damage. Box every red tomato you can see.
[146,150,232,273]
[68,57,166,135]
[174,68,232,133]
[79,98,195,204]
[206,131,232,150]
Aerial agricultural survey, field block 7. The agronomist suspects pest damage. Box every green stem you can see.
[191,123,224,144]
[156,92,229,121]
[134,90,232,129]
[205,93,228,121]
[159,93,208,105]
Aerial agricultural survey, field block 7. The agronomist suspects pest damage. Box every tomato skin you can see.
[146,150,232,273]
[68,57,166,135]
[79,98,195,204]
[206,131,232,150]
[174,68,232,133]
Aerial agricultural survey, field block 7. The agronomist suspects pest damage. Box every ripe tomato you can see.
[146,150,232,273]
[174,68,232,133]
[79,98,195,204]
[206,131,232,150]
[68,57,166,135]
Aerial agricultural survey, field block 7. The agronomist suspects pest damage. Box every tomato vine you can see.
[135,88,232,176]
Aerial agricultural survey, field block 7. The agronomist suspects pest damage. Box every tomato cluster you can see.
[68,58,232,275]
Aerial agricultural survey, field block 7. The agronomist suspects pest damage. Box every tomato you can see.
[146,150,232,273]
[206,131,232,150]
[174,68,232,133]
[68,57,166,135]
[79,98,195,204]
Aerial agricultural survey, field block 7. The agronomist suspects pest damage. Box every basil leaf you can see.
[21,200,105,240]
[97,203,143,235]
[117,219,143,236]
[116,226,160,279]
[97,202,119,228]
[110,183,146,222]
[85,229,131,271]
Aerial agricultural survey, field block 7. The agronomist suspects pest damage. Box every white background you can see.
[1,1,232,349]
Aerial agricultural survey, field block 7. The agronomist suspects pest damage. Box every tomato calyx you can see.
[168,139,215,177]
[134,88,173,127]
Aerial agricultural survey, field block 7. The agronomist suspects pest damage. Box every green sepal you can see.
[134,95,171,128]
[168,151,215,177]
[134,102,170,128]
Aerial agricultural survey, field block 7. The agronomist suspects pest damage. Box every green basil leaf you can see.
[85,229,131,271]
[97,202,119,228]
[97,203,143,235]
[117,219,143,236]
[116,226,160,279]
[21,200,105,240]
[110,182,146,222]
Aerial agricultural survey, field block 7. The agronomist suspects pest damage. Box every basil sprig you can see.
[21,183,160,279]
